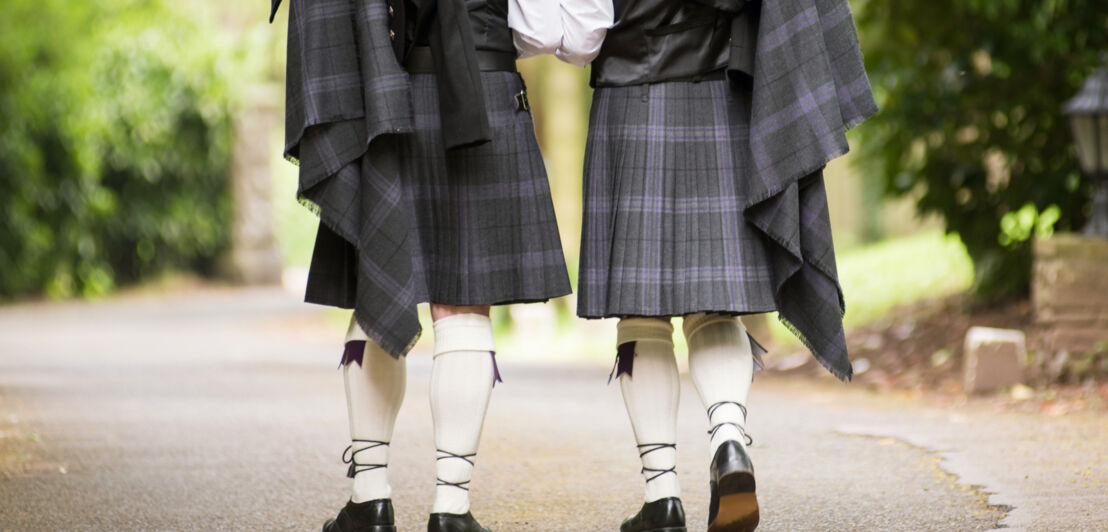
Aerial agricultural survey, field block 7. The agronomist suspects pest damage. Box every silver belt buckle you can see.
[514,89,530,112]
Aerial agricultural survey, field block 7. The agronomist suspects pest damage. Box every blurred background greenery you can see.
[857,0,1106,300]
[1,0,245,299]
[1,0,1105,358]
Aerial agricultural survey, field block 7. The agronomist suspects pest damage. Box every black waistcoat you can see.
[397,0,514,57]
[590,0,750,88]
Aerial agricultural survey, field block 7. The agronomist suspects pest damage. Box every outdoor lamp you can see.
[1063,53,1108,237]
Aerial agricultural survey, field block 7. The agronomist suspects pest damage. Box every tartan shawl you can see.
[282,0,424,357]
[732,0,878,380]
[274,0,493,149]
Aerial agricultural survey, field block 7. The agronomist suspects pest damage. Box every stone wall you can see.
[1032,234,1108,358]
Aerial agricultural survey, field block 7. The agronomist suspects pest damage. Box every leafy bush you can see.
[0,0,234,299]
[855,0,1108,299]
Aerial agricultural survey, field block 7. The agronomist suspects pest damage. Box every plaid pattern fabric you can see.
[578,80,778,319]
[283,0,570,358]
[402,72,572,305]
[740,0,877,381]
[580,0,876,381]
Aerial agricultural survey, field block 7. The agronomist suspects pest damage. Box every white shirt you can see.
[508,0,614,67]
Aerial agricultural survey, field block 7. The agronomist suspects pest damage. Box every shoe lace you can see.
[342,439,389,479]
[435,449,477,491]
[706,401,753,446]
[636,442,677,482]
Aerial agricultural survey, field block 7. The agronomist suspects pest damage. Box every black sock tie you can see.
[435,449,477,491]
[706,401,753,446]
[343,439,390,479]
[636,442,677,482]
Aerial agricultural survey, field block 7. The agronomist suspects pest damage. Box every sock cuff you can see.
[617,317,674,347]
[432,313,495,357]
[682,313,744,345]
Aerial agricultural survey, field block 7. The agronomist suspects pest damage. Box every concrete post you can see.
[224,83,283,285]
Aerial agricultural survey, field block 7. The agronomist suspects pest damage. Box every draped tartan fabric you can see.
[737,0,877,380]
[282,0,570,357]
[581,0,876,381]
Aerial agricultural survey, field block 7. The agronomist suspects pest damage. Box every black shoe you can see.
[322,499,396,532]
[620,497,687,532]
[708,440,759,532]
[427,511,491,532]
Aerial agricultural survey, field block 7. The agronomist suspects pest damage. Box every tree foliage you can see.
[854,0,1108,298]
[0,0,235,299]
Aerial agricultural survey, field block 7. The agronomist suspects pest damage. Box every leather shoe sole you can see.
[709,470,759,532]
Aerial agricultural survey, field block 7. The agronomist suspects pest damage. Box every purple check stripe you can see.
[580,0,876,382]
[285,0,570,358]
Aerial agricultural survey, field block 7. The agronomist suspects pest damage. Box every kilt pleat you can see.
[287,0,570,357]
[401,72,572,306]
[578,79,777,318]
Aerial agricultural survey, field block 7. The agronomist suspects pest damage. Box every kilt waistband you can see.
[405,47,517,74]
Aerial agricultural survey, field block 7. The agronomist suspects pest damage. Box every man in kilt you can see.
[271,0,572,530]
[518,0,877,530]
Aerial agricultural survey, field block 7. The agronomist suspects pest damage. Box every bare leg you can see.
[430,304,490,321]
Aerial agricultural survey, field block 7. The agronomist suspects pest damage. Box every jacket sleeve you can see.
[726,0,758,80]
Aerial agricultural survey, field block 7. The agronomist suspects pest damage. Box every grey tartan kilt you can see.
[401,71,571,305]
[577,79,778,318]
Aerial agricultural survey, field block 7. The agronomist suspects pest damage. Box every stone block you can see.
[963,326,1027,394]
[1033,234,1108,356]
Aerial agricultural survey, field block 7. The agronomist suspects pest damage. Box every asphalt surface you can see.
[0,287,1104,531]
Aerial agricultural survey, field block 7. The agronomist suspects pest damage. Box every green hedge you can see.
[856,0,1108,299]
[0,0,235,299]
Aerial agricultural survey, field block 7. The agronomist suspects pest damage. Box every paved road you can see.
[0,288,1104,531]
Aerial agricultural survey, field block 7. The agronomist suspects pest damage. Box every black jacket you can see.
[390,0,514,58]
[591,0,755,87]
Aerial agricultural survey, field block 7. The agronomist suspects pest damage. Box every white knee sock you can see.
[343,316,406,503]
[617,318,681,503]
[429,313,497,515]
[684,313,753,459]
